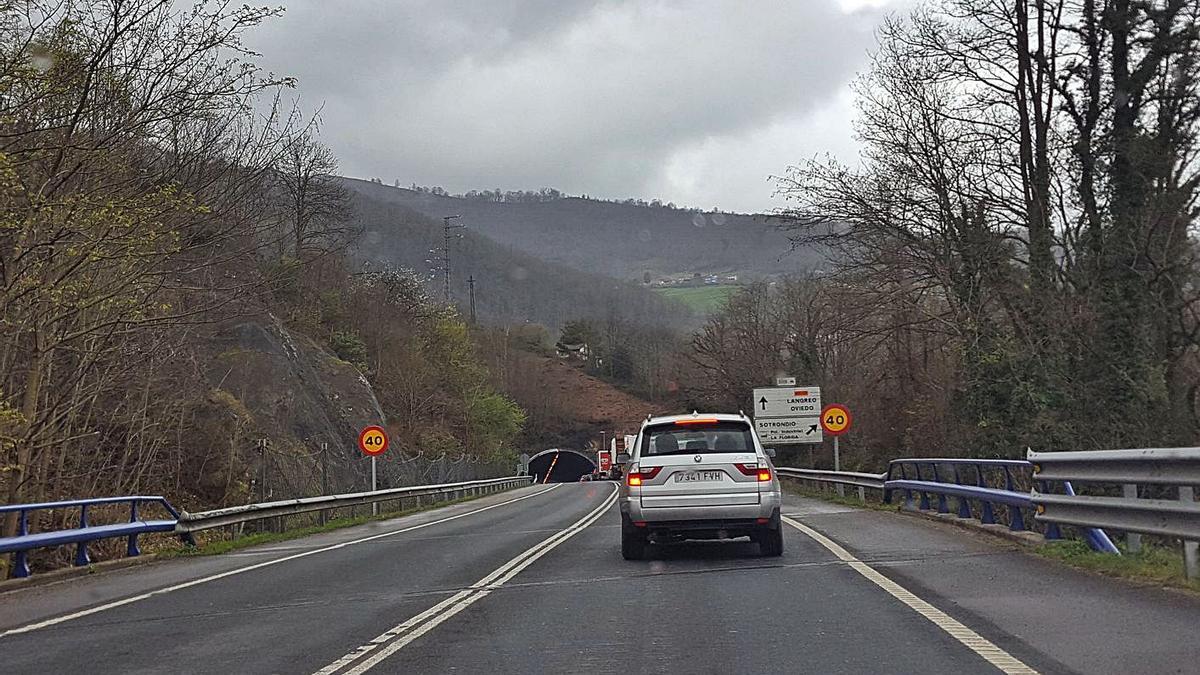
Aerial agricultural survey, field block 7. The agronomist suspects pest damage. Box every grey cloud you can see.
[248,0,890,211]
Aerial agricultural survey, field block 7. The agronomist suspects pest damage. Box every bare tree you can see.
[276,129,352,259]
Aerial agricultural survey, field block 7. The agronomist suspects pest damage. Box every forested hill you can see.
[341,178,818,281]
[347,190,692,329]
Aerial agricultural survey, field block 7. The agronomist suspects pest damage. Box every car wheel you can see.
[621,518,646,560]
[757,513,783,557]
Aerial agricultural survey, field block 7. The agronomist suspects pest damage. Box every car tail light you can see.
[626,466,662,486]
[674,418,719,425]
[735,463,772,482]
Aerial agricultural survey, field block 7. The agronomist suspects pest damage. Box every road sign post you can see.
[820,404,852,496]
[359,425,389,515]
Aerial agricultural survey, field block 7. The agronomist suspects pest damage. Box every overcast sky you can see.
[247,0,906,213]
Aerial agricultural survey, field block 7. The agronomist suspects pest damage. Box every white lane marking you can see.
[317,485,619,675]
[782,516,1038,675]
[0,485,560,638]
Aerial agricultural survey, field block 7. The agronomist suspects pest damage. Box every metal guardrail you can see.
[0,497,180,578]
[1029,447,1200,579]
[1030,492,1200,540]
[2,476,532,579]
[775,467,885,490]
[779,458,1056,536]
[1029,447,1200,485]
[175,476,533,534]
[884,458,1042,533]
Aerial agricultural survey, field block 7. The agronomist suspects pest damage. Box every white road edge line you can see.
[0,484,561,638]
[781,516,1038,675]
[316,485,619,675]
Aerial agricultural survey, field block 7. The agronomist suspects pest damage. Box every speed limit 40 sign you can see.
[820,404,852,436]
[359,425,389,456]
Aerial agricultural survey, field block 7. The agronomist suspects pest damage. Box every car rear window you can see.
[640,421,754,456]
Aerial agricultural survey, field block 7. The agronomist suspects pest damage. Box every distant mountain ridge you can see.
[341,178,818,281]
[344,186,692,330]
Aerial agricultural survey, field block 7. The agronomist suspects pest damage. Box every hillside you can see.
[481,343,659,450]
[342,178,819,281]
[347,189,692,329]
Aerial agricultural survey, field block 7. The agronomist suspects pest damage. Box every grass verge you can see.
[158,493,485,559]
[1034,539,1200,593]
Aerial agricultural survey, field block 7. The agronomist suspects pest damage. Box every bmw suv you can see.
[618,412,783,560]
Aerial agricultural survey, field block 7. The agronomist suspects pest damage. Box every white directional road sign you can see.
[752,386,822,445]
[755,416,822,444]
[753,386,822,419]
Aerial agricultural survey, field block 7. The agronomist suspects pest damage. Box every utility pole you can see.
[467,275,477,324]
[441,215,462,302]
[258,438,268,503]
[319,441,329,525]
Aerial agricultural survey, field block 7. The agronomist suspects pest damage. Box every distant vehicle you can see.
[618,412,782,560]
[597,449,612,475]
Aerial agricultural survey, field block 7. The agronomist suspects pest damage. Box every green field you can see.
[654,285,739,313]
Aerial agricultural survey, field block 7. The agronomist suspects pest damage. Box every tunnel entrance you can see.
[528,449,596,483]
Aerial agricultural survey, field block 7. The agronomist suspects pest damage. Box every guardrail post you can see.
[13,509,31,578]
[857,486,865,503]
[980,500,995,525]
[952,466,971,518]
[74,505,91,567]
[1008,504,1026,532]
[974,464,998,525]
[882,464,893,504]
[126,501,141,557]
[1037,481,1061,540]
[1122,484,1141,553]
[932,463,948,513]
[1182,486,1198,581]
[915,464,931,510]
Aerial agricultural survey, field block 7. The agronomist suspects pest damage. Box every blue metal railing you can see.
[880,458,1117,551]
[0,496,180,578]
[883,458,1050,535]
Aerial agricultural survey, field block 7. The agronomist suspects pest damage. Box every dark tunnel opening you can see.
[528,450,596,483]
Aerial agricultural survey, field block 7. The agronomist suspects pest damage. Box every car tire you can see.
[621,518,646,560]
[757,512,783,557]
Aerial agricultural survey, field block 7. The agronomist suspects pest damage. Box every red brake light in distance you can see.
[674,418,719,425]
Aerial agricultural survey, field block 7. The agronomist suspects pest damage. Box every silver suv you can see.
[618,412,783,560]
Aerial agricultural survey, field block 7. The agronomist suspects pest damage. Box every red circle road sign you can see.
[820,404,852,436]
[359,425,389,456]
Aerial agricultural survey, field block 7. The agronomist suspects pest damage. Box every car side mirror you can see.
[616,453,630,464]
[764,448,777,458]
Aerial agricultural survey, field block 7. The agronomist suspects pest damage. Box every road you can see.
[1,483,1199,674]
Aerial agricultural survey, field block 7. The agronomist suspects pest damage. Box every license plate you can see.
[675,470,723,483]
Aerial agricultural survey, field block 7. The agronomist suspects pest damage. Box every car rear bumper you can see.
[621,490,780,523]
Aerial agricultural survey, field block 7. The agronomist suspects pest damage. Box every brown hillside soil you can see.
[544,358,657,429]
[500,350,660,449]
